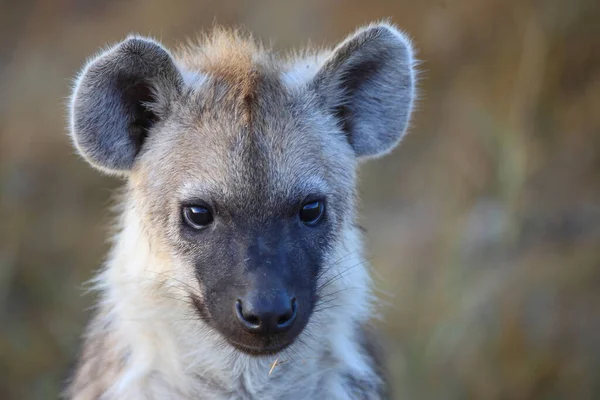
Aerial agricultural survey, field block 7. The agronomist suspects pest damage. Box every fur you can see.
[65,22,417,399]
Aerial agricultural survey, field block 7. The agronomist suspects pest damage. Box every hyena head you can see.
[69,24,416,356]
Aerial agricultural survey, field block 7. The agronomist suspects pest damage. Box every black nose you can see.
[235,293,297,334]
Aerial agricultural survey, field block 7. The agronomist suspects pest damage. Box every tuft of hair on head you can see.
[175,27,270,80]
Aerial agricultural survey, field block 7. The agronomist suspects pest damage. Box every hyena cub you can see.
[66,22,416,399]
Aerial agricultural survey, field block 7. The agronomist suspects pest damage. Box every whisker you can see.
[145,270,203,295]
[316,286,357,301]
[315,250,359,281]
[316,257,372,294]
[312,304,341,314]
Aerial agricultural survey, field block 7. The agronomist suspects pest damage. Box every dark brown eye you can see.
[183,205,214,229]
[299,200,325,226]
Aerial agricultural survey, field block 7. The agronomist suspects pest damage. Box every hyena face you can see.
[70,25,415,355]
[128,62,357,354]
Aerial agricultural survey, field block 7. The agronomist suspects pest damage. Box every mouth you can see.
[226,338,294,356]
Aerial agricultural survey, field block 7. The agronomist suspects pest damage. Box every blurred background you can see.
[1,0,599,398]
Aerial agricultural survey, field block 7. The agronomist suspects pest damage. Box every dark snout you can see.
[194,224,321,356]
[235,290,298,334]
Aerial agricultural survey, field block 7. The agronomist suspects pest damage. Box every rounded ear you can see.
[69,36,183,174]
[310,23,417,159]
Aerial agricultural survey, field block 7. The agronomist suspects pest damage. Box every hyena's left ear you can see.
[311,23,417,159]
[69,36,183,174]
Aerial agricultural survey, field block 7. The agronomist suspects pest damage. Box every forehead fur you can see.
[175,29,280,122]
[132,28,355,221]
[177,28,272,81]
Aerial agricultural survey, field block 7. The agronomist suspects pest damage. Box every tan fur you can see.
[177,29,277,123]
[67,23,416,399]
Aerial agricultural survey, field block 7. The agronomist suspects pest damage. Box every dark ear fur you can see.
[311,23,416,159]
[69,36,183,174]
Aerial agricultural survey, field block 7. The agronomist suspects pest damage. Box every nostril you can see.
[236,299,260,329]
[246,315,260,326]
[277,297,297,328]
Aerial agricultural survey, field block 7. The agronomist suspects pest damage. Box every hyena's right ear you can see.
[69,36,183,174]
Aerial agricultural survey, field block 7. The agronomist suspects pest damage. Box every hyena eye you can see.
[183,205,214,229]
[299,200,325,226]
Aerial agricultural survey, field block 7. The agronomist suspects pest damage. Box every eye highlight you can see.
[183,205,214,230]
[299,200,325,226]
